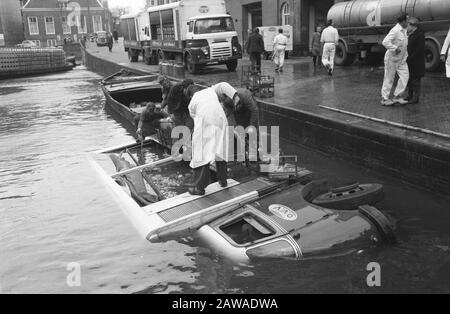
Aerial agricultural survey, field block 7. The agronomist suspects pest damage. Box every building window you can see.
[47,39,57,47]
[45,17,56,35]
[31,40,41,47]
[93,15,103,33]
[28,17,39,35]
[61,16,71,34]
[76,15,87,34]
[281,2,291,26]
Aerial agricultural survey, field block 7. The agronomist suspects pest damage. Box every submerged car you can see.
[91,140,395,264]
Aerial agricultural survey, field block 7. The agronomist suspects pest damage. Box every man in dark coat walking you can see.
[245,28,265,73]
[406,17,425,104]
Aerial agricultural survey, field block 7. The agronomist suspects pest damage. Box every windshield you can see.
[194,17,235,34]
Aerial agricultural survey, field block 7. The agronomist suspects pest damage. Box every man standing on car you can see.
[245,28,265,73]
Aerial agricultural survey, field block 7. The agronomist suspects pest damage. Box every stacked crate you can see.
[0,48,67,74]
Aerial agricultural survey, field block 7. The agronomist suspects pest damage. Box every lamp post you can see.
[57,0,69,44]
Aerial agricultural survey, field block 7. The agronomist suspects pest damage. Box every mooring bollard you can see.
[167,61,173,77]
[161,62,169,75]
[173,63,185,79]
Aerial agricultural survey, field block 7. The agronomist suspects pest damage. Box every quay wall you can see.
[82,45,450,196]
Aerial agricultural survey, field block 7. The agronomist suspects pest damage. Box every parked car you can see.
[16,40,37,48]
[96,31,108,47]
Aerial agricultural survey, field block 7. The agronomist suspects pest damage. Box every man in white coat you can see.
[188,87,230,195]
[440,27,450,78]
[321,19,340,76]
[273,29,288,72]
[381,14,410,106]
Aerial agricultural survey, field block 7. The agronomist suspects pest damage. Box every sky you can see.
[108,0,146,13]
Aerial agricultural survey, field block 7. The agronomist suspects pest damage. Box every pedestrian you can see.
[311,26,323,67]
[113,30,119,43]
[157,75,173,110]
[406,17,425,104]
[107,32,113,52]
[320,20,339,76]
[273,29,288,73]
[187,87,230,196]
[381,14,410,106]
[135,102,169,142]
[245,28,265,73]
[441,26,450,78]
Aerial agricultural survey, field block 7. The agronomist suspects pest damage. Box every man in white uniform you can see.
[320,19,339,76]
[273,29,288,72]
[381,14,410,106]
[440,27,450,78]
[188,87,230,195]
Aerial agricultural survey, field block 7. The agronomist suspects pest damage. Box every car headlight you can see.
[201,46,209,55]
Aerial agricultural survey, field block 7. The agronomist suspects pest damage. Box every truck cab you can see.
[122,0,242,74]
[184,14,242,73]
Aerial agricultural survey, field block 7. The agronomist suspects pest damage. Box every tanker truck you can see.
[121,0,242,74]
[327,0,450,71]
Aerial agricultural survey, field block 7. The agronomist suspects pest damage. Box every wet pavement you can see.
[86,39,450,136]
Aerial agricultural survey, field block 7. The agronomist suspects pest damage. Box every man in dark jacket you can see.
[406,17,425,104]
[245,28,265,73]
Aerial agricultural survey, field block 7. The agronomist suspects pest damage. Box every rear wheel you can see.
[334,41,356,66]
[185,54,199,74]
[425,40,440,72]
[128,50,138,62]
[226,59,238,72]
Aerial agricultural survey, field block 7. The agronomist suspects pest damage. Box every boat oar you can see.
[111,155,178,178]
[147,181,290,243]
[126,149,165,201]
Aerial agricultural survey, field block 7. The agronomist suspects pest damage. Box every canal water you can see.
[0,67,449,294]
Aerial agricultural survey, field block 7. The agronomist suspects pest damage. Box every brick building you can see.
[21,0,113,47]
[225,0,346,56]
[0,0,25,46]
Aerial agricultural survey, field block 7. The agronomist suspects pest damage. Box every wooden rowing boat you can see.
[100,69,163,127]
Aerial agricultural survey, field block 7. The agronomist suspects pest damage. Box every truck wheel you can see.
[226,59,238,72]
[425,40,440,72]
[128,50,138,63]
[334,42,355,66]
[185,54,199,74]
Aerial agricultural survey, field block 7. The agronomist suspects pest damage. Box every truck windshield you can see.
[194,17,235,34]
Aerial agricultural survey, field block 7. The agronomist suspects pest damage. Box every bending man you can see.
[188,87,230,196]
